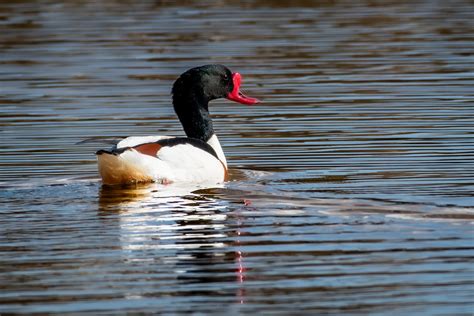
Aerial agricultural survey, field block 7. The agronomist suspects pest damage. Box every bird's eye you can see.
[222,74,229,81]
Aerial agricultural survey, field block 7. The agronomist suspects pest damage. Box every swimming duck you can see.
[96,64,260,185]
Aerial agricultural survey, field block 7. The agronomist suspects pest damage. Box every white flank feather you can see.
[207,134,227,168]
[116,136,173,149]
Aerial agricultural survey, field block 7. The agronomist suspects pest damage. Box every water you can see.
[1,0,473,314]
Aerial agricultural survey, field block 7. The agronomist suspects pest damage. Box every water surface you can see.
[1,0,473,314]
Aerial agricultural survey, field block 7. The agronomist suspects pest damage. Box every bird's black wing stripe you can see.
[155,137,219,159]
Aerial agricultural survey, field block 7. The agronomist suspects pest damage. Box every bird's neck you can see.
[173,93,227,168]
[173,95,215,142]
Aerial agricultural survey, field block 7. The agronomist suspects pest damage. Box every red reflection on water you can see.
[236,219,245,304]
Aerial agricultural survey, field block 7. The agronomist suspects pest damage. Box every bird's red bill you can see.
[226,72,260,105]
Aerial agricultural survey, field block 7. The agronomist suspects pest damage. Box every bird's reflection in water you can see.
[98,182,246,305]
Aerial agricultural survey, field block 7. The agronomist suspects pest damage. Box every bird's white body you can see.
[97,134,227,185]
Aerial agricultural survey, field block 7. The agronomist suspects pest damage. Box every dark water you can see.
[1,0,473,314]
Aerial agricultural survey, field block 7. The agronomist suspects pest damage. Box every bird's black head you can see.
[172,64,259,106]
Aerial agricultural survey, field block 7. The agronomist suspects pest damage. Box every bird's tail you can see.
[96,150,153,185]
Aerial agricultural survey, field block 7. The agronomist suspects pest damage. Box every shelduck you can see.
[96,64,260,185]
